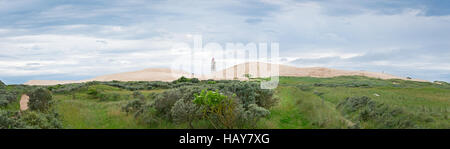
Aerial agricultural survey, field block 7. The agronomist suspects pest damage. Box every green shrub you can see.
[0,110,24,129]
[132,91,145,100]
[28,88,53,112]
[0,109,62,129]
[173,76,191,83]
[255,89,279,109]
[243,104,270,127]
[152,86,202,118]
[0,100,8,107]
[122,99,145,116]
[170,98,202,128]
[194,89,242,129]
[337,96,418,128]
[152,91,182,117]
[87,87,99,96]
[0,90,16,104]
[193,90,227,107]
[138,107,161,126]
[19,111,62,129]
[191,78,200,83]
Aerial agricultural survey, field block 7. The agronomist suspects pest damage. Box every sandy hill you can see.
[209,62,426,82]
[24,62,426,85]
[25,68,191,85]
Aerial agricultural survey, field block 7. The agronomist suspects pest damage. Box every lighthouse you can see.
[211,57,216,73]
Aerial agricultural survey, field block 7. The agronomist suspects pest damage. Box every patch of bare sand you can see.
[20,94,29,111]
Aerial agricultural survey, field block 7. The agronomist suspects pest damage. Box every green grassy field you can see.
[44,76,449,129]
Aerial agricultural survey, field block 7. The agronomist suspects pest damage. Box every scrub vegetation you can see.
[1,76,448,129]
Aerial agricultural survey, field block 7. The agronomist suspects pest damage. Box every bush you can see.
[0,110,24,129]
[19,111,62,129]
[0,90,16,104]
[255,89,279,109]
[138,107,161,126]
[152,91,182,118]
[152,86,202,118]
[337,96,418,128]
[0,109,62,129]
[132,91,145,100]
[28,88,53,112]
[191,78,200,83]
[0,89,16,107]
[124,81,277,129]
[0,80,5,89]
[243,104,270,127]
[194,89,243,129]
[170,98,202,128]
[0,100,8,107]
[87,87,99,96]
[215,82,278,109]
[122,99,145,116]
[173,76,191,83]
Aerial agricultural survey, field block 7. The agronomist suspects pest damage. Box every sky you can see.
[0,0,449,84]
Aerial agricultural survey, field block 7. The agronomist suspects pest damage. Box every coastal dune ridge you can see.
[24,62,427,86]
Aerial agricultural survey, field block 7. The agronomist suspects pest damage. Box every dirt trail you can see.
[20,94,29,111]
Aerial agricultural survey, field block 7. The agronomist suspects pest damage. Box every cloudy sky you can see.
[0,0,449,84]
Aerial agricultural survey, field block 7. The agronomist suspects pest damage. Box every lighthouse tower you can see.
[211,57,216,73]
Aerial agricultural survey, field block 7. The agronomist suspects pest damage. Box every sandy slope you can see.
[25,68,191,85]
[24,62,426,85]
[209,62,427,82]
[20,94,29,111]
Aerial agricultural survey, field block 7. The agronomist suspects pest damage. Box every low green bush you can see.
[0,90,16,107]
[122,99,145,116]
[19,111,62,129]
[0,110,24,129]
[337,96,418,128]
[0,109,62,129]
[28,88,53,112]
[171,98,202,128]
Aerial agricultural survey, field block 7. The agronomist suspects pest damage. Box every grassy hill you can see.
[1,76,449,129]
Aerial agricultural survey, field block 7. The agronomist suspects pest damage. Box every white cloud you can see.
[0,0,449,83]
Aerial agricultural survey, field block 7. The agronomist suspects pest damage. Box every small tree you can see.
[28,88,53,112]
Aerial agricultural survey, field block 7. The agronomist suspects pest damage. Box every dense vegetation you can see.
[0,86,62,129]
[1,76,449,129]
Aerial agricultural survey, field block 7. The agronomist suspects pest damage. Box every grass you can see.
[274,76,449,129]
[53,86,169,129]
[40,76,449,129]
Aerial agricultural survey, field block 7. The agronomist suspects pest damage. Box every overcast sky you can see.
[0,0,449,84]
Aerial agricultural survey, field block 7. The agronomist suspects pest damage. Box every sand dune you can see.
[24,62,426,85]
[25,68,191,85]
[209,62,427,82]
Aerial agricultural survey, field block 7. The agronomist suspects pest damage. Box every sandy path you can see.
[20,94,29,111]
